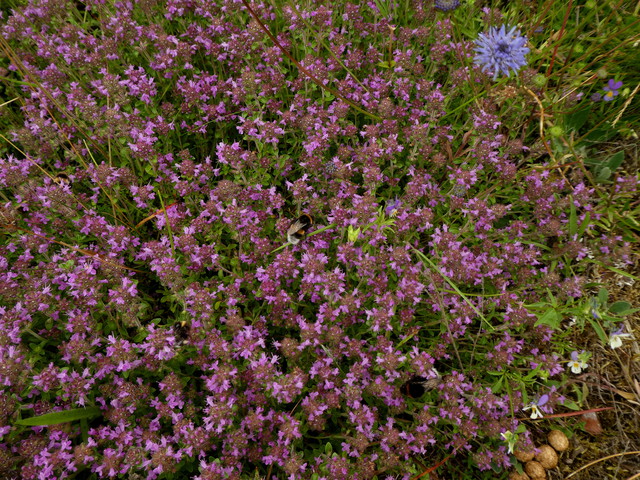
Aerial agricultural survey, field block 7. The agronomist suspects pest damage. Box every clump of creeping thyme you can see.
[0,1,636,479]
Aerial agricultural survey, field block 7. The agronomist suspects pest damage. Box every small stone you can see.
[548,430,569,452]
[525,460,547,479]
[535,444,558,469]
[514,446,535,463]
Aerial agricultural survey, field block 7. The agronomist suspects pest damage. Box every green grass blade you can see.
[16,407,102,426]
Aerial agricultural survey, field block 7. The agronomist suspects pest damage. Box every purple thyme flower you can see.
[603,79,623,101]
[474,25,529,80]
[434,0,460,11]
[591,92,602,102]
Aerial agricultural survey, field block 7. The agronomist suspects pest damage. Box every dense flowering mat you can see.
[0,1,637,479]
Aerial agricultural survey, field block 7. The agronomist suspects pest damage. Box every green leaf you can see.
[376,60,396,69]
[535,309,561,329]
[60,260,75,270]
[596,166,611,182]
[578,212,591,236]
[524,366,544,381]
[583,126,615,143]
[491,375,504,393]
[80,417,89,443]
[588,318,608,344]
[609,301,631,314]
[597,288,609,305]
[568,201,577,236]
[325,442,333,455]
[561,399,581,411]
[16,407,102,426]
[583,156,600,166]
[606,151,624,171]
[564,106,590,133]
[374,0,390,16]
[609,302,631,313]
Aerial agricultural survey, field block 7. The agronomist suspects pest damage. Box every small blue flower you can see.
[434,0,460,11]
[591,92,602,102]
[603,79,623,102]
[474,25,530,80]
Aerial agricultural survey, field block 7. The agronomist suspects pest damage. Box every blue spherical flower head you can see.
[435,0,460,11]
[474,25,530,80]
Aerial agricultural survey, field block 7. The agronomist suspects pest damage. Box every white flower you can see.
[609,326,632,349]
[568,360,585,374]
[500,431,516,454]
[523,404,543,419]
[523,394,549,419]
[567,351,588,374]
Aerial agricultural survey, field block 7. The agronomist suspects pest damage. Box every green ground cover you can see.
[0,0,638,478]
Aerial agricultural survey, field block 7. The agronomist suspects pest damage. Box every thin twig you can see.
[523,87,556,164]
[612,82,640,126]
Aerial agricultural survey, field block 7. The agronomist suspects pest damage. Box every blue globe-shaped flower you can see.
[474,25,530,80]
[434,0,460,11]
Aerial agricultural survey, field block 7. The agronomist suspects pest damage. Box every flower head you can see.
[474,25,530,80]
[385,198,401,217]
[523,394,549,419]
[500,431,517,454]
[567,350,588,374]
[602,79,623,101]
[567,316,579,328]
[609,325,632,349]
[434,0,460,11]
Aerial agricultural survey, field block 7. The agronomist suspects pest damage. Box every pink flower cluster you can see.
[0,1,635,479]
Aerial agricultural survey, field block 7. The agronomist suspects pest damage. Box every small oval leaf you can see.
[606,151,624,171]
[609,301,632,315]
